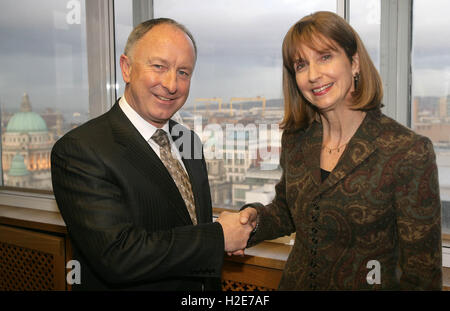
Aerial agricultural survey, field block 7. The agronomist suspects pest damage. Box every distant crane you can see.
[229,96,266,116]
[194,98,223,114]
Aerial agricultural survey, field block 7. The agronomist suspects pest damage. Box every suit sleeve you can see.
[245,131,296,247]
[394,136,442,290]
[51,135,224,285]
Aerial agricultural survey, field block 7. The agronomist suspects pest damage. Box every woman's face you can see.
[294,40,359,112]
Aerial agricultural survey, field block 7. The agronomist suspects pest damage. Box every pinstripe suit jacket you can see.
[51,102,224,290]
[246,110,442,290]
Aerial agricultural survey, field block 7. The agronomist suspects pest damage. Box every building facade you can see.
[2,93,54,189]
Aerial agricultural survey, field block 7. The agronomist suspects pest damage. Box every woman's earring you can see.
[354,72,360,90]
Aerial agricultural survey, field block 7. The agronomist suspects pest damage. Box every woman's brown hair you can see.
[280,11,383,131]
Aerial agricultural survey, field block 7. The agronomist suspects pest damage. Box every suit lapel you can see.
[318,110,382,195]
[107,102,192,225]
[300,121,323,187]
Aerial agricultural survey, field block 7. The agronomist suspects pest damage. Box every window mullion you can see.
[336,0,350,21]
[380,0,412,127]
[132,0,154,27]
[85,0,117,117]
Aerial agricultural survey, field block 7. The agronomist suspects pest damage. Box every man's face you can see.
[120,24,196,127]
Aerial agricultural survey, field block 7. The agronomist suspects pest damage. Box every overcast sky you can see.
[151,0,336,104]
[0,0,87,115]
[0,0,449,116]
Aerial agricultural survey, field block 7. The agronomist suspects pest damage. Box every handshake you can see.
[216,207,258,256]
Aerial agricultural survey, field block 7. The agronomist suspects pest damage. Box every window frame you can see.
[379,0,412,127]
[0,0,118,212]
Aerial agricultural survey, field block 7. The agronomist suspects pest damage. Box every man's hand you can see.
[216,208,258,256]
[227,207,258,256]
[217,211,254,253]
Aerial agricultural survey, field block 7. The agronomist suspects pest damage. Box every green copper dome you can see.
[6,93,48,133]
[6,112,48,133]
[8,154,30,177]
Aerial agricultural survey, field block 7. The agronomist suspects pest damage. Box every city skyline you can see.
[1,90,449,228]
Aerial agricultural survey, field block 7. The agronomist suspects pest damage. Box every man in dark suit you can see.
[51,18,252,291]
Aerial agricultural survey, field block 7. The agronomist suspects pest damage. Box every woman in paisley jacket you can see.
[239,11,442,290]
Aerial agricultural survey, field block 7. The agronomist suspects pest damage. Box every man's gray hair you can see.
[124,18,197,61]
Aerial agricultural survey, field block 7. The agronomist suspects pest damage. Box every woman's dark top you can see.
[320,168,330,182]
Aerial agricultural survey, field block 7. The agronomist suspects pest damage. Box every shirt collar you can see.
[119,96,170,142]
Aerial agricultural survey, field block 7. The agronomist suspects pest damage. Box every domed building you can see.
[6,154,31,188]
[2,93,54,189]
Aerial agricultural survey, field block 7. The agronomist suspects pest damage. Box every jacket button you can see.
[312,195,321,204]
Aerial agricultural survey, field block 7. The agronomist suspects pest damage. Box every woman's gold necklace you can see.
[321,141,349,154]
[321,112,366,154]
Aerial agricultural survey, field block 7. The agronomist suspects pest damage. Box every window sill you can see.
[0,189,58,213]
[0,204,66,234]
[224,241,291,271]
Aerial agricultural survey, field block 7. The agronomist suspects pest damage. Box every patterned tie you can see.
[151,129,198,225]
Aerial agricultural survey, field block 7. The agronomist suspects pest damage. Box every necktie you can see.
[151,129,198,225]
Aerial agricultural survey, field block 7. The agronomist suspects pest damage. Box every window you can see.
[235,189,246,200]
[153,0,336,210]
[0,1,447,278]
[0,0,89,191]
[412,0,450,233]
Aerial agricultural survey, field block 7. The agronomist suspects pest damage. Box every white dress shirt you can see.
[118,96,187,173]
